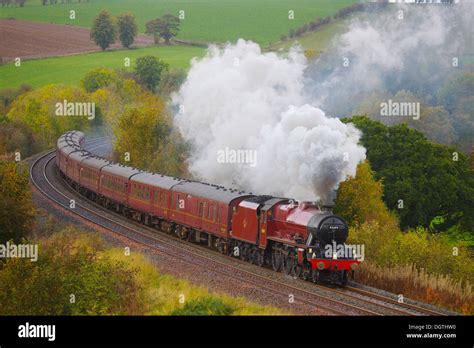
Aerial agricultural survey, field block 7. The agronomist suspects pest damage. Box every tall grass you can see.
[355,262,473,315]
[106,249,286,315]
[349,221,473,314]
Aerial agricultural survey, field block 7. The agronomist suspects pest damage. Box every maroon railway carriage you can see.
[78,156,109,195]
[55,131,361,285]
[168,181,253,241]
[56,131,84,173]
[126,172,182,225]
[66,151,90,185]
[100,163,141,212]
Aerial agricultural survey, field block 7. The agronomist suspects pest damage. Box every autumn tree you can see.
[0,85,32,117]
[334,161,397,228]
[90,10,117,50]
[0,161,34,244]
[134,56,168,91]
[117,13,137,48]
[113,93,167,168]
[7,85,91,147]
[81,68,118,93]
[0,120,40,158]
[113,92,187,176]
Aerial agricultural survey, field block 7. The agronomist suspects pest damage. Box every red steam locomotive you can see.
[57,131,360,285]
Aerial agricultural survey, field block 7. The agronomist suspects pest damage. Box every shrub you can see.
[81,68,118,93]
[135,55,168,91]
[0,161,34,244]
[171,297,235,316]
[0,229,143,315]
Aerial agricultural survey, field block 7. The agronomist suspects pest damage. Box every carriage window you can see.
[198,202,204,217]
[216,206,220,222]
[176,195,180,209]
[213,206,217,221]
[207,204,212,219]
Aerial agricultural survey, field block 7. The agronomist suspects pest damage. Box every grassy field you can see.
[267,17,349,54]
[0,0,357,45]
[0,45,205,89]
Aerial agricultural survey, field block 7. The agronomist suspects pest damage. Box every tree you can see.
[113,93,168,169]
[7,85,91,147]
[343,116,474,232]
[117,13,137,48]
[134,56,168,91]
[90,10,116,50]
[0,120,40,158]
[113,91,187,177]
[0,161,34,244]
[145,18,161,44]
[145,14,180,44]
[334,161,397,228]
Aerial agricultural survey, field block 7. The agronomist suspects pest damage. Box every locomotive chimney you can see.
[321,189,337,211]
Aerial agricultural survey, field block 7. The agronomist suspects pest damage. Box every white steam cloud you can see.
[173,40,366,201]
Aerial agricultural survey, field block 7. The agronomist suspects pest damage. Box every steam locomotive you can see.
[56,131,360,285]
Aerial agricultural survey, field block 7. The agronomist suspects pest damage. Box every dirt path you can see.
[0,18,154,61]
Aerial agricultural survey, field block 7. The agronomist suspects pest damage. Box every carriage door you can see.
[258,207,269,249]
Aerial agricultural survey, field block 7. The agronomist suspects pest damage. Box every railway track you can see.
[29,138,448,316]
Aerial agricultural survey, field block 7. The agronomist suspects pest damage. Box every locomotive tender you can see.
[57,131,360,285]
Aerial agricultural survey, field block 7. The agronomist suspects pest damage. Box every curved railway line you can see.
[29,137,449,316]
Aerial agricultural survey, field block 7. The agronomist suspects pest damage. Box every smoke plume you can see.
[305,2,473,118]
[173,40,366,201]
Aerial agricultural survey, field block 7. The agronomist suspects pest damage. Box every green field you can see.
[267,17,350,53]
[0,45,205,89]
[0,0,357,45]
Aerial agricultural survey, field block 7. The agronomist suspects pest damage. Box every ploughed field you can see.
[0,19,154,61]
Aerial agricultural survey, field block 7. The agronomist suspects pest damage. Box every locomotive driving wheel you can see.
[340,270,348,286]
[271,249,282,272]
[252,249,264,267]
[282,253,295,276]
[301,266,311,281]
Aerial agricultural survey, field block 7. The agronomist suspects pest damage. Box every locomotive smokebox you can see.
[307,213,349,245]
